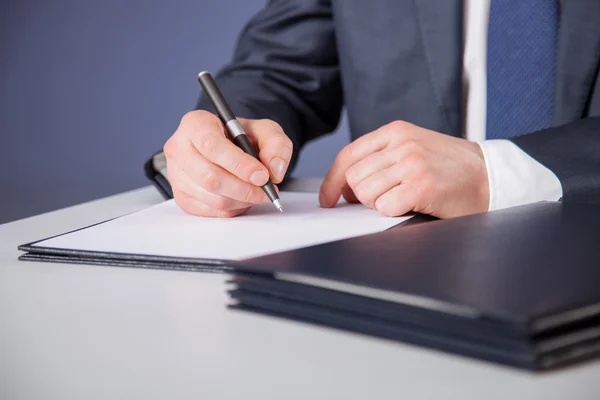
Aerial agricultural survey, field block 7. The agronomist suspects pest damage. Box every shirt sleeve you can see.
[477,139,563,211]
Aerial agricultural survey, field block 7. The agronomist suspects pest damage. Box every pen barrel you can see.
[197,71,235,124]
[197,70,281,208]
[261,181,279,203]
[233,133,259,158]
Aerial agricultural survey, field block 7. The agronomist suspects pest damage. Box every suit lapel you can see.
[413,0,463,137]
[554,1,600,125]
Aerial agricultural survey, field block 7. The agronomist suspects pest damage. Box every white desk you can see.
[1,184,599,400]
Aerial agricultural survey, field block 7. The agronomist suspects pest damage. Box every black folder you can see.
[226,202,600,370]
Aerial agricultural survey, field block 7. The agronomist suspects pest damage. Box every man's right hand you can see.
[163,110,293,217]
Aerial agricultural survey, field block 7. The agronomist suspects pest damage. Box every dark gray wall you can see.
[0,0,348,224]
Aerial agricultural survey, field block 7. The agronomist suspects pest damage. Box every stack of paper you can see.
[18,192,413,271]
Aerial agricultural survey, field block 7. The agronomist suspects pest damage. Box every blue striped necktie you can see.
[486,0,559,139]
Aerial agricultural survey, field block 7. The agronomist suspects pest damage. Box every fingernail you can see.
[375,197,386,211]
[250,170,268,186]
[270,158,286,181]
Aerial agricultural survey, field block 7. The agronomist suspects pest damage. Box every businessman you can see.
[163,0,600,218]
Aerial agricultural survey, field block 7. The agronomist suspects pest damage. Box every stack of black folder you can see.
[227,202,600,370]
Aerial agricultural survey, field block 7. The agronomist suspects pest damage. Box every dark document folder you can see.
[226,202,600,370]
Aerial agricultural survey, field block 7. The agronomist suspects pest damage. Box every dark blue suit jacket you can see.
[196,0,600,204]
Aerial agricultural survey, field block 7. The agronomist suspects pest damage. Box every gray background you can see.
[0,0,349,224]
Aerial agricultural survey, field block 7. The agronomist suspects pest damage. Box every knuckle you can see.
[182,111,222,151]
[404,153,426,173]
[345,167,358,187]
[257,120,293,156]
[353,184,368,203]
[365,192,378,207]
[267,146,293,165]
[271,137,293,156]
[181,110,215,126]
[163,138,178,158]
[346,142,357,158]
[262,118,283,133]
[201,172,221,192]
[231,159,246,178]
[179,111,195,126]
[403,138,422,152]
[282,134,293,148]
[196,110,220,127]
[180,110,200,128]
[283,144,294,159]
[389,120,412,133]
[196,135,217,155]
[387,121,416,144]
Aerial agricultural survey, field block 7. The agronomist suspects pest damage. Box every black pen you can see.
[197,71,283,212]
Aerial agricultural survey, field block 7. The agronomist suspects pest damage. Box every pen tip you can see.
[273,199,283,213]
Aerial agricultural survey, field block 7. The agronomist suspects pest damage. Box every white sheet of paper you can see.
[34,192,413,261]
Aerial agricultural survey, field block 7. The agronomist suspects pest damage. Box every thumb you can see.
[240,118,293,184]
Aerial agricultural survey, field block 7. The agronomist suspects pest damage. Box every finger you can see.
[177,144,268,204]
[342,183,359,203]
[189,113,270,187]
[173,190,249,218]
[352,164,404,209]
[241,119,293,184]
[344,150,397,189]
[168,160,258,211]
[320,129,392,208]
[166,140,265,208]
[374,183,418,217]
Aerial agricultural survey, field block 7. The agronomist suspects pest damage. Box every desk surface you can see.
[1,183,599,400]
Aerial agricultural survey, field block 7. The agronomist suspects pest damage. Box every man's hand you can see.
[164,110,293,217]
[319,121,489,219]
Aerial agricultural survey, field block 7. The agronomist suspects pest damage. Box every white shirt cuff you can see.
[477,140,563,211]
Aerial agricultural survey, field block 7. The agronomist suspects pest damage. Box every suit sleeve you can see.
[509,116,600,204]
[195,0,343,177]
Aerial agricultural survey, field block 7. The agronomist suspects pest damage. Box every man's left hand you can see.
[319,121,490,219]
